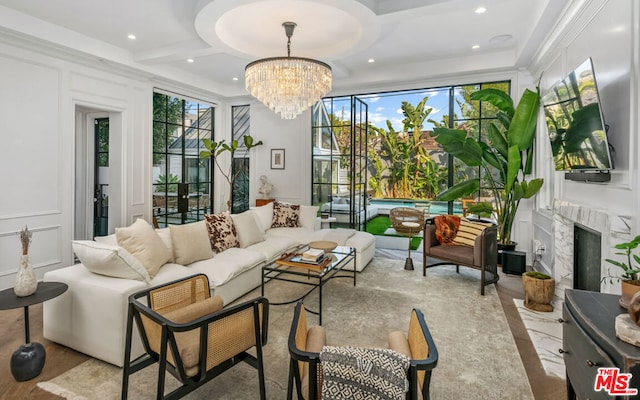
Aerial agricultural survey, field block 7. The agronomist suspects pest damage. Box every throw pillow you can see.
[251,201,274,232]
[204,213,239,253]
[115,218,171,279]
[231,210,265,248]
[299,205,319,230]
[272,201,300,228]
[72,240,150,282]
[169,221,214,265]
[452,218,493,247]
[94,234,118,246]
[434,215,461,244]
[154,228,174,263]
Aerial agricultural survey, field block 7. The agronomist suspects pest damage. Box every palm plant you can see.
[432,88,543,244]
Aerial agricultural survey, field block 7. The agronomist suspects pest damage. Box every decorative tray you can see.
[275,252,334,271]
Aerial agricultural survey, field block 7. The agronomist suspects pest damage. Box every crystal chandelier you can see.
[245,22,332,120]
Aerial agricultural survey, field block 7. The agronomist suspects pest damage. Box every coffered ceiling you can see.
[0,0,569,99]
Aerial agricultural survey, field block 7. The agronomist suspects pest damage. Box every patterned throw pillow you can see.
[434,215,461,244]
[452,218,493,247]
[271,201,301,228]
[204,213,239,253]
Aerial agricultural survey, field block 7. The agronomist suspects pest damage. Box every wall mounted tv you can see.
[541,57,613,182]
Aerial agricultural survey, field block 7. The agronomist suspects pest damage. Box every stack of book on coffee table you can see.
[298,248,326,264]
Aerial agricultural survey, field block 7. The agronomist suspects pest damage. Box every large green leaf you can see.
[432,127,483,166]
[471,88,515,116]
[487,123,508,159]
[505,145,521,194]
[507,88,540,150]
[436,179,480,201]
[479,142,503,171]
[522,178,544,198]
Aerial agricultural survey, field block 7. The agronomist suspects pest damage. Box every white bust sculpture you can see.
[258,175,273,198]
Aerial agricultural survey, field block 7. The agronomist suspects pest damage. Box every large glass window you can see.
[231,105,251,214]
[152,92,214,226]
[315,80,510,218]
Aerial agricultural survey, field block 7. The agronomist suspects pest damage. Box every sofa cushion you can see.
[155,228,174,262]
[433,215,460,244]
[71,240,151,282]
[266,227,318,246]
[231,210,265,248]
[188,247,265,287]
[246,235,298,262]
[452,218,492,247]
[115,218,171,279]
[163,295,224,324]
[170,221,214,265]
[272,201,300,228]
[204,213,239,253]
[251,202,274,233]
[388,331,412,358]
[94,234,118,246]
[299,205,319,230]
[430,244,474,265]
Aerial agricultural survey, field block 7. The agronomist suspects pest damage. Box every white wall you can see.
[529,0,640,276]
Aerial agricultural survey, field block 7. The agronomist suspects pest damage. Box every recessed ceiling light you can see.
[127,34,136,40]
[368,58,375,63]
[232,77,239,81]
[475,7,487,14]
[472,44,480,50]
[186,58,194,63]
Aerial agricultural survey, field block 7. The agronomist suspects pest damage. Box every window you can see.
[231,105,251,213]
[152,92,214,226]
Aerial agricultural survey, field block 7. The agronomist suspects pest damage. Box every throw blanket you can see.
[320,346,410,400]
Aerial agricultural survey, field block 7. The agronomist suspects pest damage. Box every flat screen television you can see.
[541,57,613,173]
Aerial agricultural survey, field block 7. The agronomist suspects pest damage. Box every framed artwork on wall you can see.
[271,149,285,169]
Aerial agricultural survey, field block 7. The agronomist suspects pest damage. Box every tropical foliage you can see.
[432,88,543,244]
[199,135,263,210]
[368,97,448,199]
[604,235,640,281]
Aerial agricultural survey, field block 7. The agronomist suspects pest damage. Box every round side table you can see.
[401,221,421,271]
[0,281,68,381]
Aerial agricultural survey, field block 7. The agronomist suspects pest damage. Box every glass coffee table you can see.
[261,245,356,325]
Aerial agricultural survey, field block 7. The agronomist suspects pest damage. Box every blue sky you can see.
[358,88,450,131]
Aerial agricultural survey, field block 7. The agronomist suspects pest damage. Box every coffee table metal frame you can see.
[261,245,356,325]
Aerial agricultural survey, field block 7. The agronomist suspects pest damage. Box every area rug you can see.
[38,258,533,400]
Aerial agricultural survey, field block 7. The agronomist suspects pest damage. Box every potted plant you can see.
[522,271,555,312]
[199,135,263,211]
[431,88,544,246]
[603,235,640,308]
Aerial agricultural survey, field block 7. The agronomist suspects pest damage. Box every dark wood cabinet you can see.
[563,289,640,399]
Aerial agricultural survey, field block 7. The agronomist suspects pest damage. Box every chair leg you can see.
[256,341,267,400]
[287,358,295,400]
[455,265,459,273]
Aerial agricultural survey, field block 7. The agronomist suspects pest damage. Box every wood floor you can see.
[0,253,566,400]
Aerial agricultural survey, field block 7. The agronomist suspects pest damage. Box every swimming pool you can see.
[369,198,464,216]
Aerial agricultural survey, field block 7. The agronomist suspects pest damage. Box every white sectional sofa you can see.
[43,201,375,367]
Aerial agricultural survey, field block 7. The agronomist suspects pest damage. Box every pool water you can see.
[369,199,463,216]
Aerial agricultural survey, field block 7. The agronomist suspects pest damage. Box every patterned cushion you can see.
[204,213,239,253]
[272,201,301,228]
[434,215,461,244]
[452,218,493,247]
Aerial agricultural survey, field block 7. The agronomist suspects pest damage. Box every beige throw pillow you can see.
[72,240,150,282]
[452,218,493,247]
[169,221,214,265]
[251,202,274,232]
[299,205,319,229]
[231,210,265,248]
[115,218,171,279]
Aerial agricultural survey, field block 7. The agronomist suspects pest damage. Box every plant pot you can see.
[497,242,517,267]
[620,280,640,309]
[522,273,555,312]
